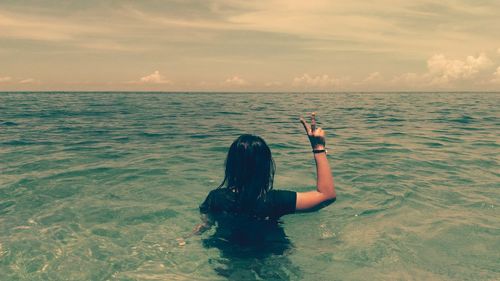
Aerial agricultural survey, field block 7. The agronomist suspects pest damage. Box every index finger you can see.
[300,117,312,135]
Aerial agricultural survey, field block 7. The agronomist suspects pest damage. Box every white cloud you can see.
[139,70,171,84]
[0,76,12,83]
[19,78,36,84]
[389,72,427,89]
[387,53,496,89]
[223,76,249,86]
[426,53,493,85]
[292,73,347,88]
[497,48,500,54]
[362,72,383,83]
[491,66,500,84]
[264,81,283,87]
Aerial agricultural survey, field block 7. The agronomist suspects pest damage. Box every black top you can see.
[199,188,297,220]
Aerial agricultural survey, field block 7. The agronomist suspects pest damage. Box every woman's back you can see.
[200,188,296,220]
[200,188,295,251]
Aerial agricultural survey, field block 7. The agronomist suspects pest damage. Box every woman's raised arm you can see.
[296,113,336,211]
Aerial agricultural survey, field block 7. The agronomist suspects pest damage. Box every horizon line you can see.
[1,91,500,94]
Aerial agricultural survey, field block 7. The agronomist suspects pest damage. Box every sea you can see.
[0,92,499,280]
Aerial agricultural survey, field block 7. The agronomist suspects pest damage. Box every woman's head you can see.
[219,134,275,210]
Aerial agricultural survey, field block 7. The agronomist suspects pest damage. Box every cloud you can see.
[19,78,36,84]
[138,71,171,84]
[388,53,496,89]
[0,11,104,42]
[0,10,145,52]
[118,1,500,59]
[264,81,283,87]
[0,76,12,83]
[491,66,500,83]
[223,76,249,86]
[362,72,383,83]
[292,73,347,88]
[426,53,493,85]
[389,72,426,89]
[355,72,385,90]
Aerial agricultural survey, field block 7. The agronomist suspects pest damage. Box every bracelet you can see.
[312,149,327,154]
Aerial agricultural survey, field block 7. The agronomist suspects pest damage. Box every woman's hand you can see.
[300,112,326,150]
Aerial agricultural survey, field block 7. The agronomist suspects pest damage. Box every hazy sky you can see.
[1,0,499,91]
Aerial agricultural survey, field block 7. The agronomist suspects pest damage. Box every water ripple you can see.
[0,92,499,280]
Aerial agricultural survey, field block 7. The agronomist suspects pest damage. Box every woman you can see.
[196,113,336,236]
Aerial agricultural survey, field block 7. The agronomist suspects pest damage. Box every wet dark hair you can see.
[218,134,275,211]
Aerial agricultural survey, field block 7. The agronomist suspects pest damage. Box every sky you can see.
[1,0,500,91]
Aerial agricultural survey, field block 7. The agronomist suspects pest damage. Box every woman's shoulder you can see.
[200,188,236,213]
[203,188,228,202]
[208,188,235,197]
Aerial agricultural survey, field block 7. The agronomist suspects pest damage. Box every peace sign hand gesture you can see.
[300,112,326,150]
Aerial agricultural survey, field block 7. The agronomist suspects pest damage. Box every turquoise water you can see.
[0,92,499,280]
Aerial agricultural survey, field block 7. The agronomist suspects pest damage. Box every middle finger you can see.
[311,112,317,132]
